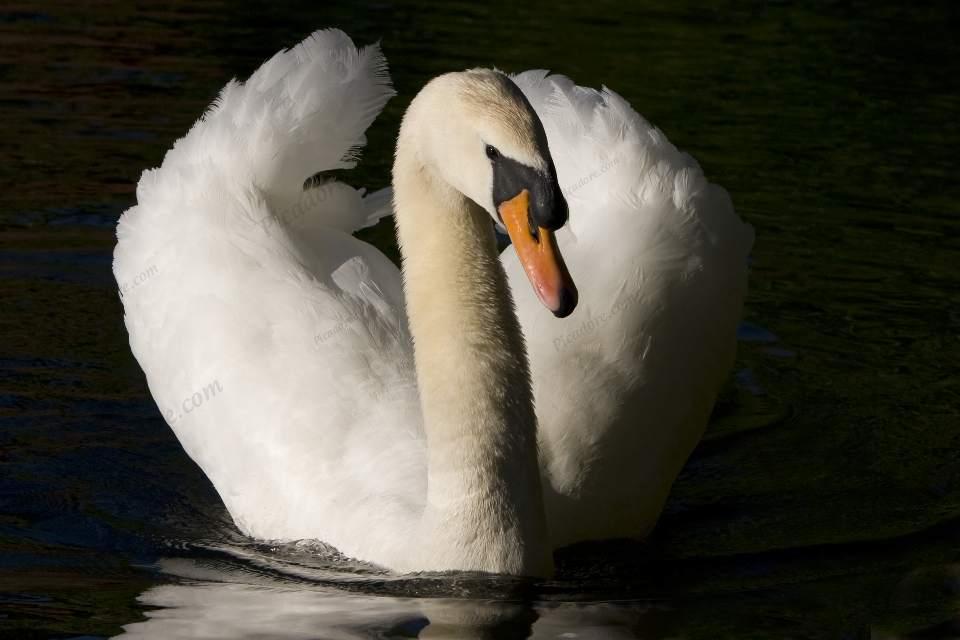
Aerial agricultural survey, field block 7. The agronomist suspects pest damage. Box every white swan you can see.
[113,30,753,577]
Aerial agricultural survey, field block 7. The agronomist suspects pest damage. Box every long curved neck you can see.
[393,115,551,577]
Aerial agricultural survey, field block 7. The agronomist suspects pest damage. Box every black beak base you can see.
[492,155,568,232]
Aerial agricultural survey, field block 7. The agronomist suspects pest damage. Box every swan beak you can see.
[499,189,578,318]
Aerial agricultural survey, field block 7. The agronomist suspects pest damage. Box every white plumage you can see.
[507,70,753,546]
[113,29,753,574]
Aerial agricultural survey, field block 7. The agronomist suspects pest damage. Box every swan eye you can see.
[485,145,500,160]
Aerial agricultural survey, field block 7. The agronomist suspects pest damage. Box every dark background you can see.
[1,1,958,638]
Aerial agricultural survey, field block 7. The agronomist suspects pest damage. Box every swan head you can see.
[399,69,578,318]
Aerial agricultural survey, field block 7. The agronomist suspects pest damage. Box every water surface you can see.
[1,1,958,638]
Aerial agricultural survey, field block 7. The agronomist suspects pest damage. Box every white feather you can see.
[115,30,422,567]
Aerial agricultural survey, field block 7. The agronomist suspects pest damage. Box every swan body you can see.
[113,30,753,576]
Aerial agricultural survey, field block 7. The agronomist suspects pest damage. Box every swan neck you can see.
[392,118,551,576]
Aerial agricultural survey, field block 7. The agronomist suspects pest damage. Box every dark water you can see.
[2,1,959,638]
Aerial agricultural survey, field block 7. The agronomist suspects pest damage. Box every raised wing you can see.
[113,31,424,559]
[508,70,754,546]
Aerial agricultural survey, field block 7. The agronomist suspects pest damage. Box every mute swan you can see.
[113,30,752,577]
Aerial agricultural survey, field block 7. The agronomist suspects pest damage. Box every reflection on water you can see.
[113,551,960,639]
[120,559,653,639]
[122,560,426,640]
[2,0,959,638]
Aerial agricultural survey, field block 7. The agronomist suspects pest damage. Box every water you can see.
[2,1,958,637]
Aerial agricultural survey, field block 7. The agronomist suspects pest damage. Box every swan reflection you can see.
[117,559,662,639]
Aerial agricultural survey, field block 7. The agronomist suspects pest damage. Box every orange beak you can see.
[499,190,578,318]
